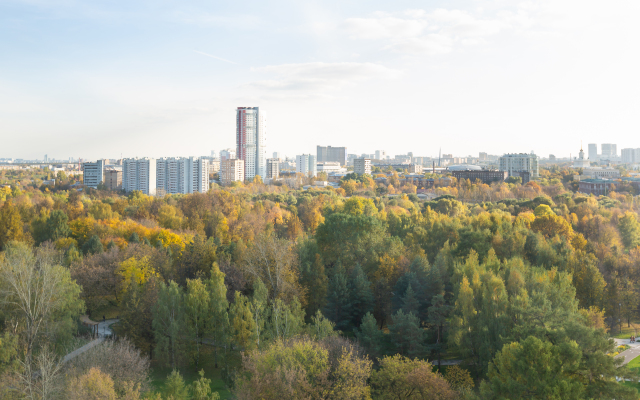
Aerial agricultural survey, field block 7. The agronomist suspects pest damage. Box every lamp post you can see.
[619,303,622,335]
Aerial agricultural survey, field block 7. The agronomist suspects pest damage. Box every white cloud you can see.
[247,62,400,92]
[342,7,515,54]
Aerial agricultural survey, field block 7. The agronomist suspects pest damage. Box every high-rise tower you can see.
[236,107,267,180]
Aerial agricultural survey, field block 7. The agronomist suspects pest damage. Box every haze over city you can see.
[2,0,640,160]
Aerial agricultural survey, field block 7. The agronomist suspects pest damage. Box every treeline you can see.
[2,174,640,398]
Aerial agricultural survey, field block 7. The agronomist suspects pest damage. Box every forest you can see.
[2,165,640,399]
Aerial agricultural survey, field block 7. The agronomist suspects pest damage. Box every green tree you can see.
[428,294,451,372]
[191,369,220,400]
[0,242,84,363]
[185,278,210,367]
[618,211,640,249]
[230,291,257,351]
[308,310,336,340]
[153,280,185,369]
[129,232,140,244]
[249,278,268,348]
[165,369,189,400]
[324,262,351,331]
[355,312,383,359]
[481,336,583,400]
[348,264,374,328]
[266,298,305,342]
[119,277,158,357]
[82,235,103,255]
[207,263,230,368]
[400,283,420,316]
[388,310,425,358]
[44,209,70,243]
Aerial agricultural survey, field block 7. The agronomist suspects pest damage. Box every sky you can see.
[1,0,640,161]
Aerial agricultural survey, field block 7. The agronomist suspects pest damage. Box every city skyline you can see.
[2,0,640,159]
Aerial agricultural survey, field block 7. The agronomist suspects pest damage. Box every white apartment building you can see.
[583,167,621,179]
[621,148,640,164]
[82,159,105,188]
[499,153,539,178]
[122,158,157,195]
[221,159,245,184]
[236,107,267,180]
[296,154,317,177]
[601,144,617,158]
[317,162,343,173]
[354,158,372,175]
[156,157,209,195]
[588,144,598,160]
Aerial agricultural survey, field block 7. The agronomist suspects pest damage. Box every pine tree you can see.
[356,312,383,359]
[165,369,189,400]
[388,310,425,358]
[401,283,420,316]
[348,264,374,328]
[129,232,140,244]
[152,280,185,369]
[323,262,351,331]
[208,263,230,368]
[82,234,103,255]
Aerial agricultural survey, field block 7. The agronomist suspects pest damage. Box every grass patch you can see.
[627,355,640,372]
[149,349,241,399]
[89,297,121,320]
[613,323,640,339]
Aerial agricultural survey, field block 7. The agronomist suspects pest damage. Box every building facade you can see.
[104,168,122,190]
[296,154,317,177]
[236,107,267,180]
[220,159,245,184]
[156,157,209,195]
[582,167,621,179]
[621,148,640,164]
[499,153,539,178]
[601,143,617,158]
[588,144,598,160]
[82,159,105,189]
[317,146,347,165]
[354,158,372,175]
[451,170,508,184]
[122,158,157,195]
[573,146,590,168]
[266,158,280,180]
[220,149,236,161]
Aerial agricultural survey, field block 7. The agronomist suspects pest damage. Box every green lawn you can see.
[627,356,640,372]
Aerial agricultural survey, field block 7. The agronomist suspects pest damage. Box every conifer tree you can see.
[356,312,383,359]
[401,283,420,316]
[129,232,140,244]
[323,261,351,331]
[388,309,425,358]
[348,264,374,328]
[185,278,210,367]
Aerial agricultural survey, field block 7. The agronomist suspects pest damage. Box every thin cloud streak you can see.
[193,50,238,65]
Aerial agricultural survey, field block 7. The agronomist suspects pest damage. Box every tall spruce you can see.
[348,264,374,328]
[323,261,351,331]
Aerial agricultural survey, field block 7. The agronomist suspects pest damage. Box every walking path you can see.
[614,338,640,366]
[62,319,118,365]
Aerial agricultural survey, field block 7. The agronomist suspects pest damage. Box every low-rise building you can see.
[583,167,620,179]
[451,170,508,184]
[220,159,245,184]
[317,162,342,173]
[499,153,539,179]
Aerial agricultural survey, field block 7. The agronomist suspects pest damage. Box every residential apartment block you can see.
[266,158,280,180]
[156,157,210,195]
[354,158,372,175]
[317,146,347,165]
[296,154,317,177]
[104,168,122,190]
[123,158,157,195]
[221,159,245,184]
[82,159,105,189]
[499,153,539,179]
[451,170,508,184]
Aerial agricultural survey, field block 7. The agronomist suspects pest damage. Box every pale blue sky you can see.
[2,0,639,160]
